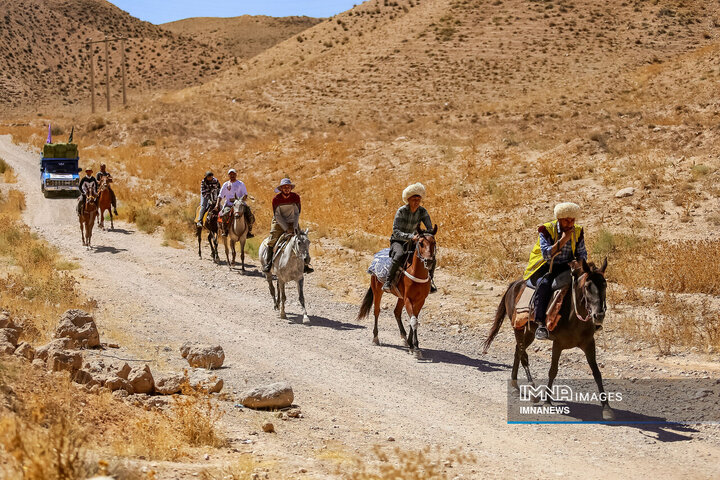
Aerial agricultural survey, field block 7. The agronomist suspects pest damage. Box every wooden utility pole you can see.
[104,37,110,112]
[86,36,129,112]
[120,38,127,105]
[89,49,95,113]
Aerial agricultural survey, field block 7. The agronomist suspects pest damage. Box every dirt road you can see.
[2,135,718,478]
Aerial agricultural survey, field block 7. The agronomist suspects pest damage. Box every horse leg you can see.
[520,328,536,389]
[583,340,614,420]
[511,329,524,391]
[266,273,278,310]
[403,297,416,354]
[109,209,114,230]
[409,297,426,359]
[80,220,85,246]
[372,283,382,345]
[197,226,202,258]
[223,237,232,269]
[278,280,287,319]
[545,341,563,405]
[298,278,309,324]
[230,241,236,267]
[240,239,246,272]
[393,299,408,346]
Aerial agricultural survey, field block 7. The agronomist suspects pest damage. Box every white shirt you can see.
[218,180,248,206]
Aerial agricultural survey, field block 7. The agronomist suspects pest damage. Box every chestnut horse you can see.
[357,225,437,358]
[79,194,98,248]
[97,176,114,230]
[482,259,613,419]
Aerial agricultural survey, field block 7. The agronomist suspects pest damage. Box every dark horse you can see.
[483,259,613,419]
[196,207,219,263]
[357,225,437,358]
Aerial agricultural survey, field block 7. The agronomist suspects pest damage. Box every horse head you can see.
[294,228,311,263]
[232,194,248,217]
[572,257,608,327]
[414,224,438,270]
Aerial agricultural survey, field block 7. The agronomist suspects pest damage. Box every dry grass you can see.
[343,446,474,480]
[173,381,226,448]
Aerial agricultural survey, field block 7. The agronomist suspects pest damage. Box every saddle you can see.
[512,270,572,331]
[367,247,412,297]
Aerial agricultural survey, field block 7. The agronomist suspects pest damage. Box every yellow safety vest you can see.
[522,220,583,280]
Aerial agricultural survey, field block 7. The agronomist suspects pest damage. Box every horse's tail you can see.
[357,287,374,320]
[482,281,515,354]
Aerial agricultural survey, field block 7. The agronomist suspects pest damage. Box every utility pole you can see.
[86,36,129,113]
[89,48,95,113]
[104,37,110,112]
[120,37,127,106]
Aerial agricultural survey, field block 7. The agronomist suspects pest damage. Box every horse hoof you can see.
[414,350,424,360]
[302,315,310,324]
[402,338,410,348]
[602,406,615,421]
[372,337,380,346]
[280,313,287,320]
[511,380,519,391]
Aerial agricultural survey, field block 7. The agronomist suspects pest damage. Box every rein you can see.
[402,235,434,284]
[571,273,591,322]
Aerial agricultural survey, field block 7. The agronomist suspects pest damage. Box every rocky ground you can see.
[2,135,720,478]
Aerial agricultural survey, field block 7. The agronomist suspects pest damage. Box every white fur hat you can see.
[554,202,580,219]
[402,182,426,203]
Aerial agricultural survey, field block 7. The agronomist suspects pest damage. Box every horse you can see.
[357,225,437,359]
[219,195,249,271]
[482,258,612,419]
[196,205,219,263]
[97,176,114,230]
[79,194,98,248]
[259,230,311,323]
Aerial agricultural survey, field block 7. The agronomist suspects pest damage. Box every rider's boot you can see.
[382,260,402,292]
[246,226,254,239]
[304,263,314,274]
[262,247,274,273]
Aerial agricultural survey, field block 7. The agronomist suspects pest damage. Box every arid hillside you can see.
[0,0,232,108]
[161,15,323,60]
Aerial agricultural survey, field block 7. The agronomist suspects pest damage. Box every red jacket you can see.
[272,192,301,213]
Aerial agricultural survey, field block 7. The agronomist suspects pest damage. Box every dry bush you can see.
[0,195,93,341]
[344,446,474,480]
[126,205,163,234]
[201,455,257,480]
[173,381,226,448]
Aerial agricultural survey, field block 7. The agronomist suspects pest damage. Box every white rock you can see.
[239,382,294,409]
[615,187,635,198]
[53,309,100,348]
[181,343,225,369]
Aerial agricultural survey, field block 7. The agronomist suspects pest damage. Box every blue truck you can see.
[41,142,81,197]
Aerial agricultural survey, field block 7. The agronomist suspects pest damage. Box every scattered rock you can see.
[615,187,635,198]
[31,358,45,369]
[239,382,294,409]
[387,436,395,442]
[35,338,75,360]
[0,342,15,355]
[13,342,35,361]
[154,373,186,395]
[73,369,100,387]
[287,408,302,418]
[105,376,135,394]
[116,363,132,380]
[0,311,12,328]
[262,422,275,433]
[47,349,82,373]
[181,343,225,369]
[127,364,154,394]
[189,370,223,394]
[53,309,100,348]
[0,328,21,347]
[112,388,130,399]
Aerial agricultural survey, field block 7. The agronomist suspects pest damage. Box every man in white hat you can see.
[522,202,587,340]
[215,168,255,237]
[262,177,313,273]
[382,182,436,293]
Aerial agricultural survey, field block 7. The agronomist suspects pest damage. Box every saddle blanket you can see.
[512,285,568,331]
[368,248,392,283]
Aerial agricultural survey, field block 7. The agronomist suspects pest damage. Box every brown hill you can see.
[0,0,233,108]
[186,0,719,134]
[161,15,323,60]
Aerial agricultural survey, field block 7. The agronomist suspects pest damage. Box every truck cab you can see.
[41,143,81,197]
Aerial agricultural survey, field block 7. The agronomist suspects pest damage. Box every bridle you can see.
[403,234,436,283]
[572,272,606,323]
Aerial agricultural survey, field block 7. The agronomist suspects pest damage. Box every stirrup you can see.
[535,324,550,340]
[382,282,392,292]
[247,232,255,238]
[304,264,314,274]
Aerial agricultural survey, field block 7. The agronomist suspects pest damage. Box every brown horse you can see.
[483,259,613,419]
[79,194,98,248]
[97,176,114,230]
[196,207,220,263]
[357,225,437,358]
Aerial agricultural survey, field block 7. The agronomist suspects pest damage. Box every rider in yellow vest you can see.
[523,202,587,340]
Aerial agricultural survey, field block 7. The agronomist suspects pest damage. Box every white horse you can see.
[259,230,310,323]
[220,195,249,271]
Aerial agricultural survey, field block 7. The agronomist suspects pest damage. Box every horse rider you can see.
[95,163,118,216]
[197,170,220,227]
[382,182,436,293]
[262,177,313,274]
[523,202,587,340]
[77,167,98,215]
[214,168,255,238]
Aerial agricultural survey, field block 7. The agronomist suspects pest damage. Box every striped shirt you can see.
[391,204,433,242]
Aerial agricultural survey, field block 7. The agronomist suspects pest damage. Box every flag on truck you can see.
[68,126,74,143]
[46,124,52,144]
